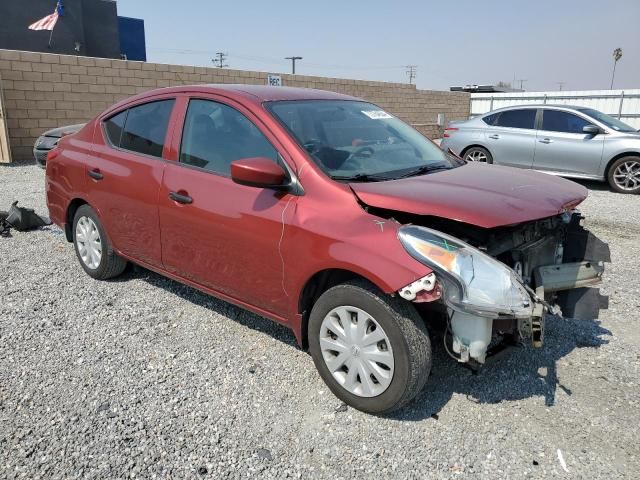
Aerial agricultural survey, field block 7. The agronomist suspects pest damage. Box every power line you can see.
[212,52,228,68]
[285,56,303,74]
[405,65,417,85]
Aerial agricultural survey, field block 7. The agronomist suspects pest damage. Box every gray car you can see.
[440,105,640,193]
[33,124,84,168]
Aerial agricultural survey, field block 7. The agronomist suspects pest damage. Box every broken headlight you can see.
[398,225,533,318]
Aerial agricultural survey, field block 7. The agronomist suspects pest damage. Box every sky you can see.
[116,0,640,92]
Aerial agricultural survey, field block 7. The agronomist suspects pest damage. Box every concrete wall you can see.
[0,48,470,162]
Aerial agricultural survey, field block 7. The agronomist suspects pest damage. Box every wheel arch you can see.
[460,143,491,157]
[64,197,89,242]
[604,151,640,178]
[296,268,384,349]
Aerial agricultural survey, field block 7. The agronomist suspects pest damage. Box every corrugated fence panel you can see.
[470,89,640,129]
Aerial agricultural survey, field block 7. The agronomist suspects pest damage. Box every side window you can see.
[119,99,175,157]
[180,99,278,175]
[104,110,127,146]
[542,110,591,134]
[495,109,536,129]
[482,112,500,125]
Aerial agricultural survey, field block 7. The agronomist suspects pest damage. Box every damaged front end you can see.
[395,212,610,365]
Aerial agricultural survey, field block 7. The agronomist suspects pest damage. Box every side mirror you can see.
[230,157,288,189]
[583,125,600,135]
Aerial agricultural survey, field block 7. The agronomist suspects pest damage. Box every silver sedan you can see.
[440,105,640,193]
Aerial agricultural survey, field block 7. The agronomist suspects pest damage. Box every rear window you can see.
[120,100,175,157]
[482,113,500,125]
[104,110,127,146]
[103,99,175,158]
[495,109,536,129]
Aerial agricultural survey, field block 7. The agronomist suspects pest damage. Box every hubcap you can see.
[613,161,640,191]
[319,306,394,398]
[75,216,102,269]
[465,150,487,162]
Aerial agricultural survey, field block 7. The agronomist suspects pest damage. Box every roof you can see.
[202,84,359,102]
[101,84,362,119]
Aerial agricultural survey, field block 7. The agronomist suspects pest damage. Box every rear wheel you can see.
[608,156,640,194]
[463,146,493,164]
[73,205,127,280]
[308,280,432,414]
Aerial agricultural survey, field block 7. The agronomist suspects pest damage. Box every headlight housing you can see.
[398,225,532,318]
[36,136,60,150]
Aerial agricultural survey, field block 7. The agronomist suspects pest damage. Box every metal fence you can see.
[470,89,640,129]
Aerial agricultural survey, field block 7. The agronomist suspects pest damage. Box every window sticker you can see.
[361,110,393,120]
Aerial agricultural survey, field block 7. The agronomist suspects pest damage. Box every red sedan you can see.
[46,85,609,413]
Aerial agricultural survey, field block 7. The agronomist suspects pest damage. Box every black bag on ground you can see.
[3,201,51,231]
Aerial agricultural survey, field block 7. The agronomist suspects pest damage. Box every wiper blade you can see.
[330,173,393,182]
[395,164,451,179]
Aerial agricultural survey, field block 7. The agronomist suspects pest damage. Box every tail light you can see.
[47,147,60,161]
[443,127,458,138]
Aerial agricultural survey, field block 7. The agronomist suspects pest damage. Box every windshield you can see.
[578,108,636,132]
[265,100,457,181]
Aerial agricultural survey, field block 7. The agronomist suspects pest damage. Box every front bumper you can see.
[33,147,50,168]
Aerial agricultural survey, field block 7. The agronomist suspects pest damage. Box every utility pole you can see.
[285,56,303,74]
[212,52,228,68]
[516,78,527,90]
[557,81,565,91]
[405,65,417,85]
[610,48,622,89]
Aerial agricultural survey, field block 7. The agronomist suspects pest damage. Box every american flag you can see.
[28,1,64,31]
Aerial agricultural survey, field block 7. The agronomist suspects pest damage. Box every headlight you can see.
[36,136,59,150]
[398,225,532,318]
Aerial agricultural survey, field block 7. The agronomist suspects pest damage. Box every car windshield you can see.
[265,100,457,181]
[578,108,636,132]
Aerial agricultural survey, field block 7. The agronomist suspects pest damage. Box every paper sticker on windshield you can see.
[361,110,393,120]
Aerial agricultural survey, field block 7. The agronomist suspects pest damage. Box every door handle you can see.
[488,134,500,140]
[168,191,193,205]
[539,138,553,144]
[87,169,103,180]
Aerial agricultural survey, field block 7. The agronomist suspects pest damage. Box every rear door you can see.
[86,97,176,267]
[485,108,538,168]
[158,95,297,316]
[533,109,605,176]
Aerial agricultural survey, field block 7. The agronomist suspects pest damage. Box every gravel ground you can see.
[1,163,639,479]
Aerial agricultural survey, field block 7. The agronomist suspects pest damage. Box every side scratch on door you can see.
[279,196,295,297]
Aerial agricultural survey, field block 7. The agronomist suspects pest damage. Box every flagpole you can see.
[48,27,54,49]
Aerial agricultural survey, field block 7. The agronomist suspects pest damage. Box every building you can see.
[0,0,146,60]
[450,84,524,93]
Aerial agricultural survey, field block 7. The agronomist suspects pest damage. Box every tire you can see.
[308,279,432,414]
[607,156,640,194]
[72,204,127,280]
[463,146,493,164]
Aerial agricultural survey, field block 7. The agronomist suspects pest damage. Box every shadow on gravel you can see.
[113,266,611,421]
[119,265,299,348]
[391,316,611,421]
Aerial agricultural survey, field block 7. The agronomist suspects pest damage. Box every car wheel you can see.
[607,156,640,194]
[308,279,432,414]
[72,204,127,280]
[464,146,493,164]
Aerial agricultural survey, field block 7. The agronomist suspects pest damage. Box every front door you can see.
[485,108,538,168]
[158,97,296,316]
[533,109,605,176]
[87,98,176,267]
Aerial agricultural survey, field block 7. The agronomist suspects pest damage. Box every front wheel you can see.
[607,156,640,194]
[463,146,493,164]
[308,280,432,414]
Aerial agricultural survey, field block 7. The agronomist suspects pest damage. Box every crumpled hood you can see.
[350,163,588,228]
